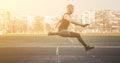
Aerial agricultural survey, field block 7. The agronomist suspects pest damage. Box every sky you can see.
[0,0,120,16]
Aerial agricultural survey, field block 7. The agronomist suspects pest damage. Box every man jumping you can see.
[48,4,94,51]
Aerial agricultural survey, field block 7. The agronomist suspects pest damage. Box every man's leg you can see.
[69,32,94,51]
[48,31,94,51]
[48,30,70,36]
[48,32,61,36]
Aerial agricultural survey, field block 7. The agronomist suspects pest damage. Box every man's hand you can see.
[82,24,89,27]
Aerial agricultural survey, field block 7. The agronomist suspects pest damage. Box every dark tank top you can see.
[58,13,70,31]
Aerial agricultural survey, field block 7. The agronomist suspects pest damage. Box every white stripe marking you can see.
[0,46,120,48]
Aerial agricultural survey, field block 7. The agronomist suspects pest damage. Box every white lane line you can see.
[67,38,76,44]
[56,46,59,63]
[90,55,104,63]
[56,46,59,55]
[0,46,120,48]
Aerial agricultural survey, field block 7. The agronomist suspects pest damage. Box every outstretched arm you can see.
[71,22,89,27]
[64,14,89,27]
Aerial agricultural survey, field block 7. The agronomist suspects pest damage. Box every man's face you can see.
[67,5,74,14]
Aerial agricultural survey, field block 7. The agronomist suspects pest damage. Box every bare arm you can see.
[72,22,89,27]
[64,14,89,27]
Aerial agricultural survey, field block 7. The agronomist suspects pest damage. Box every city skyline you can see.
[0,0,120,16]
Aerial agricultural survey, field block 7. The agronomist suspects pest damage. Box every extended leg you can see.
[48,31,94,51]
[48,32,61,36]
[69,32,94,51]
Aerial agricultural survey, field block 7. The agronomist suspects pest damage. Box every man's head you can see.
[67,4,74,14]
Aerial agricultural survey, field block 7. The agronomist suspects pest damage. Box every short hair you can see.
[67,4,74,8]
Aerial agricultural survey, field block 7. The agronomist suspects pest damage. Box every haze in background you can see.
[0,0,120,16]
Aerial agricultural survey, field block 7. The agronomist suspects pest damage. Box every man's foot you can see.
[85,46,94,52]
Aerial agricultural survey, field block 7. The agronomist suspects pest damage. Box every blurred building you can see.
[95,10,111,33]
[81,10,97,33]
[80,10,120,33]
[0,9,120,35]
[109,10,120,32]
[82,10,96,24]
[0,9,10,34]
[34,16,44,34]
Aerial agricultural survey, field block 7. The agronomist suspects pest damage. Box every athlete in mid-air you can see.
[48,4,94,51]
